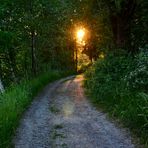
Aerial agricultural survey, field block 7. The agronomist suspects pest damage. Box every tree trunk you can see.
[8,49,18,83]
[108,0,137,51]
[0,78,4,93]
[29,0,37,76]
[31,31,36,76]
[110,15,130,49]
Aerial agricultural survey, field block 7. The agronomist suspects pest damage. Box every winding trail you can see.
[14,75,135,148]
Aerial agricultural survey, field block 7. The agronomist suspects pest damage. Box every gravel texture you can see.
[13,75,135,148]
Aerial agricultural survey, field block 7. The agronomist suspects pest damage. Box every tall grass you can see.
[0,70,70,148]
[85,51,148,146]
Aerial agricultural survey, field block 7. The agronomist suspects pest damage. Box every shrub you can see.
[85,50,148,145]
[124,50,148,92]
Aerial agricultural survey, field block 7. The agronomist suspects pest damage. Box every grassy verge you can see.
[0,70,71,148]
[85,86,148,147]
[84,52,148,147]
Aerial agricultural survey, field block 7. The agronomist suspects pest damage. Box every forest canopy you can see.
[0,0,148,88]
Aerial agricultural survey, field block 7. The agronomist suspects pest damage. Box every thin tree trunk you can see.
[72,40,75,71]
[29,0,37,76]
[0,57,4,93]
[0,78,4,93]
[31,31,36,76]
[8,49,18,83]
[108,0,137,51]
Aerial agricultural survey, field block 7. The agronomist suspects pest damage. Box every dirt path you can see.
[14,75,135,148]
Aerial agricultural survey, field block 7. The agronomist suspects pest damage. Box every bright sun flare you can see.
[77,29,85,40]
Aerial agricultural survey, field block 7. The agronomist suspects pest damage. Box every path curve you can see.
[14,75,135,148]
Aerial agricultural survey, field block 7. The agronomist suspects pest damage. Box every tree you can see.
[102,0,137,50]
[0,78,4,93]
[0,0,77,87]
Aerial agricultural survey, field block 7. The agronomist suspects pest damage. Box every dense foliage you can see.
[84,0,148,146]
[85,50,148,145]
[0,0,78,147]
[0,0,77,88]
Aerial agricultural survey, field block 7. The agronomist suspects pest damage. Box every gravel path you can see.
[14,75,135,148]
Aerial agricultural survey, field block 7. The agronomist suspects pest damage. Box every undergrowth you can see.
[0,70,71,148]
[84,50,148,147]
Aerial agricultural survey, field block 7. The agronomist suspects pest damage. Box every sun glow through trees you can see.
[76,29,85,42]
[77,29,85,39]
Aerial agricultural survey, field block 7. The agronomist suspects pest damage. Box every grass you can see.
[86,89,148,146]
[61,143,68,148]
[53,124,64,129]
[49,105,60,114]
[50,124,67,148]
[0,70,71,148]
[51,130,66,139]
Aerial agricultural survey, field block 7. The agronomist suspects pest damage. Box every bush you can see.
[0,70,69,148]
[85,50,148,145]
[124,50,148,92]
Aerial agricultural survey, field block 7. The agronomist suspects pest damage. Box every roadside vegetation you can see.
[85,49,148,146]
[83,0,148,146]
[0,1,76,147]
[0,70,72,148]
